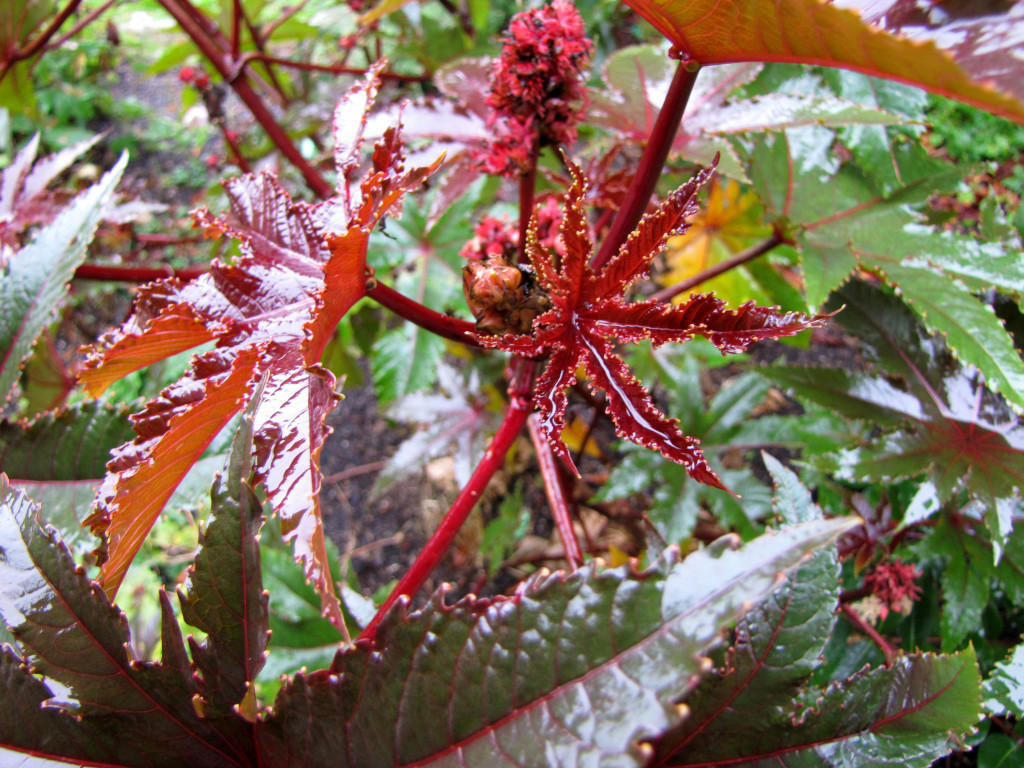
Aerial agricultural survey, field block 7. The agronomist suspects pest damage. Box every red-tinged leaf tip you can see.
[97,347,261,599]
[590,162,716,301]
[79,304,219,397]
[579,333,727,490]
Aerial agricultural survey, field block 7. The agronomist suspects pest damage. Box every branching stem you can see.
[649,232,784,303]
[591,59,700,271]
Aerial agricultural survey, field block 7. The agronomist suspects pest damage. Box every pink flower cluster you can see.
[866,559,923,620]
[479,0,593,175]
[459,197,565,262]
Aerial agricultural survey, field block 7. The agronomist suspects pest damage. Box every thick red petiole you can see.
[528,413,585,569]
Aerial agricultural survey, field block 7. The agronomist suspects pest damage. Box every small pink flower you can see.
[460,216,519,262]
[179,66,195,84]
[866,558,923,620]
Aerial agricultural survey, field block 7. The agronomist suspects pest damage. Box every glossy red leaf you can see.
[480,160,830,483]
[78,70,440,624]
[624,0,1024,123]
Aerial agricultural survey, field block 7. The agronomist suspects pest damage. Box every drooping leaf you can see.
[0,151,126,404]
[762,280,1024,559]
[623,0,1024,123]
[76,70,441,623]
[477,159,829,485]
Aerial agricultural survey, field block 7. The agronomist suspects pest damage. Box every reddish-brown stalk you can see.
[649,232,784,303]
[591,58,701,271]
[359,360,538,643]
[529,414,585,569]
[156,0,333,198]
[367,282,481,347]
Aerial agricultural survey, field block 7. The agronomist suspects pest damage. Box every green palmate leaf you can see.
[259,517,858,767]
[914,517,997,651]
[0,151,126,403]
[747,125,1024,407]
[368,185,474,403]
[371,323,446,404]
[623,0,1024,123]
[984,643,1024,719]
[763,281,1024,559]
[599,347,848,543]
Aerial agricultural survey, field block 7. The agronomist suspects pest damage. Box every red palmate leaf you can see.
[624,0,1024,124]
[478,159,830,484]
[78,68,441,630]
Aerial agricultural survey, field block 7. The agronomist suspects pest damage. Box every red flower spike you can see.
[478,0,593,175]
[475,158,832,485]
[866,558,923,621]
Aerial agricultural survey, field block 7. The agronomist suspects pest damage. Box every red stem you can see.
[157,0,332,198]
[12,0,84,61]
[231,0,242,58]
[840,604,897,666]
[649,232,783,303]
[74,263,207,282]
[591,59,701,271]
[218,121,252,173]
[238,51,429,82]
[367,281,480,347]
[528,414,585,569]
[517,156,538,265]
[358,361,537,643]
[45,0,117,51]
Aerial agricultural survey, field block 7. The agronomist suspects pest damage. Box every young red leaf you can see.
[78,69,440,627]
[478,159,830,482]
[90,346,260,598]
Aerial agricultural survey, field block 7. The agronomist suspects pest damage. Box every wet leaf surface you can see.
[624,0,1024,122]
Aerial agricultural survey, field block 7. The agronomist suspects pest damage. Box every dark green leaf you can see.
[984,643,1024,718]
[176,407,270,718]
[259,518,858,767]
[0,475,250,767]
